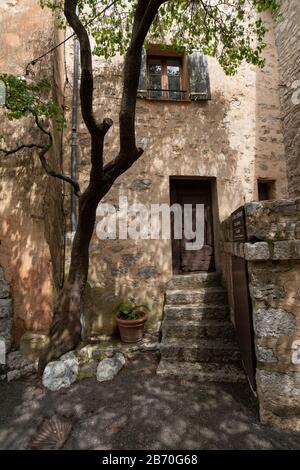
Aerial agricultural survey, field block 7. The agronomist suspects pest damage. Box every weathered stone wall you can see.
[63,12,287,337]
[223,199,300,431]
[0,0,65,347]
[0,265,12,363]
[274,0,300,197]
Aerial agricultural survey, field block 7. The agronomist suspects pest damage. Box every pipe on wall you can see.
[70,36,86,340]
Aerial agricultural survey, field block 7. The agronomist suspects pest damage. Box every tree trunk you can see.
[38,0,166,375]
[38,187,104,374]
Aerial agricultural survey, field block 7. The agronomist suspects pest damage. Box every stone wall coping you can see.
[223,240,300,261]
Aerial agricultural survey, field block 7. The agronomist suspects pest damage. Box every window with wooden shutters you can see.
[137,45,211,102]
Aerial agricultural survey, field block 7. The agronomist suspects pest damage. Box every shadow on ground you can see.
[1,352,300,450]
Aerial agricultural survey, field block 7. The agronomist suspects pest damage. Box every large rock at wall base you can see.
[257,369,300,431]
[96,353,126,382]
[20,331,49,361]
[42,352,79,391]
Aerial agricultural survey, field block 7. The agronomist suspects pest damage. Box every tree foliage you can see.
[40,0,280,74]
[0,74,65,128]
[1,0,280,126]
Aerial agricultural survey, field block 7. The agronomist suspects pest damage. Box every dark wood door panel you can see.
[170,179,215,273]
[232,256,256,392]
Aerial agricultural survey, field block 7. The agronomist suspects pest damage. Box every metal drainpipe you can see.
[71,37,79,233]
[70,37,85,340]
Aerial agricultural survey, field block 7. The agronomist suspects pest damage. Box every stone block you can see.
[254,308,296,337]
[96,353,125,382]
[273,241,291,259]
[256,369,300,427]
[6,350,36,382]
[256,345,278,363]
[273,241,300,259]
[42,352,79,391]
[244,202,263,216]
[244,242,270,260]
[250,284,285,300]
[137,266,161,279]
[272,200,297,216]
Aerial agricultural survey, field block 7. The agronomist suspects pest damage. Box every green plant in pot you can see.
[114,301,149,343]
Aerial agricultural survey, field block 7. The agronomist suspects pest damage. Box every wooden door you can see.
[232,255,257,393]
[170,179,215,273]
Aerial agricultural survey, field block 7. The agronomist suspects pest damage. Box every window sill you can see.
[137,96,192,103]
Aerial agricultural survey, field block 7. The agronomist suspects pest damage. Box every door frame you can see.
[169,176,220,275]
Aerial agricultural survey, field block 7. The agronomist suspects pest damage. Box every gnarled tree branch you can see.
[104,0,167,182]
[35,116,82,196]
[0,143,44,155]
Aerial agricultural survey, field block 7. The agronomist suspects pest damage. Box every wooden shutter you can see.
[137,47,147,99]
[187,51,211,101]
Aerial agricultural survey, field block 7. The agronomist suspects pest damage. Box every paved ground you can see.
[1,352,300,450]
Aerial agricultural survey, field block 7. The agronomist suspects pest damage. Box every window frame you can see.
[145,46,190,102]
[147,55,185,101]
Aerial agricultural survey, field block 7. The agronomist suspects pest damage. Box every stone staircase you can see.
[157,272,246,382]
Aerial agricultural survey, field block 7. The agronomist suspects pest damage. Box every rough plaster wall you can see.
[63,12,287,337]
[274,0,300,197]
[0,0,64,345]
[255,15,288,195]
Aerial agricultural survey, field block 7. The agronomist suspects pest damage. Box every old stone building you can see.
[0,0,300,431]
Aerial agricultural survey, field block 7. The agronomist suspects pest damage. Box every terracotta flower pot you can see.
[115,313,148,343]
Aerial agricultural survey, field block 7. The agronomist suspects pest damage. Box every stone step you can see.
[165,287,227,305]
[162,319,236,341]
[167,272,221,290]
[160,339,241,363]
[157,360,246,383]
[163,304,230,321]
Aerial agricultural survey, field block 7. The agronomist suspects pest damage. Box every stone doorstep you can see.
[162,319,236,340]
[165,287,228,305]
[157,360,246,383]
[167,272,221,289]
[163,303,230,321]
[160,338,241,363]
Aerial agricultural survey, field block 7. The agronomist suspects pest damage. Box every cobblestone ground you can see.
[1,352,300,450]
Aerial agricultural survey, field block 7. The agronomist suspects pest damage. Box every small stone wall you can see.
[0,266,12,351]
[0,265,12,380]
[222,199,300,431]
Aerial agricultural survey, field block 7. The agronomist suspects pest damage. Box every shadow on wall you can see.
[80,88,240,338]
[255,12,288,199]
[0,116,64,346]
